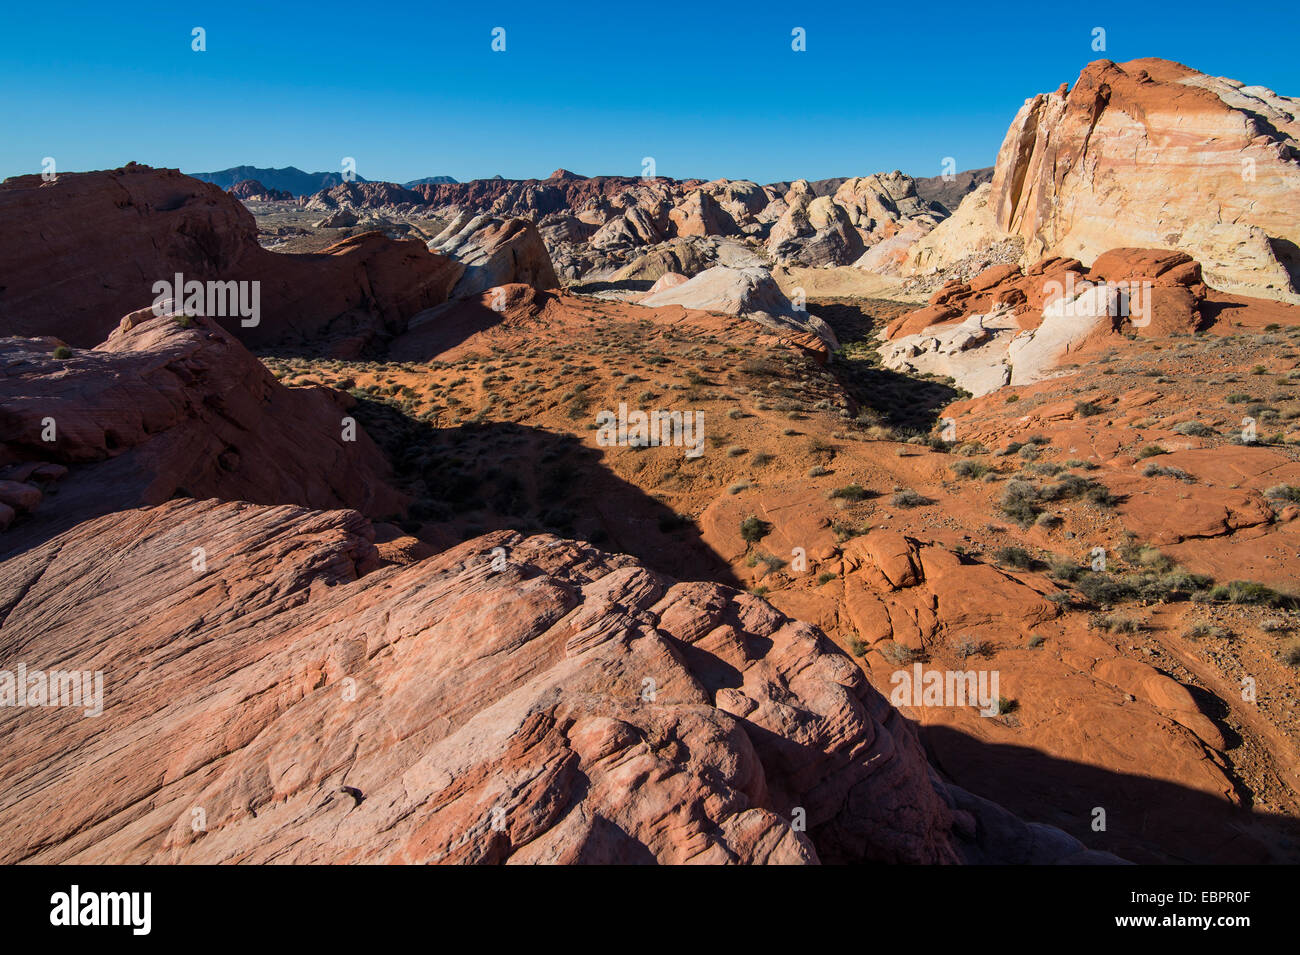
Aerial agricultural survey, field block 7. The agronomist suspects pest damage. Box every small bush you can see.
[890,489,929,508]
[1000,479,1042,527]
[740,516,771,544]
[1136,445,1168,459]
[52,345,72,360]
[1281,639,1300,667]
[829,483,869,501]
[1264,484,1300,503]
[1143,464,1195,483]
[879,641,921,666]
[1186,623,1231,640]
[1075,400,1105,417]
[1171,420,1214,436]
[816,571,836,585]
[994,546,1035,570]
[1208,580,1297,608]
[1095,614,1144,634]
[952,459,990,479]
[1027,634,1046,648]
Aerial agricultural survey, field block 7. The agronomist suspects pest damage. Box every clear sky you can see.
[2,0,1297,185]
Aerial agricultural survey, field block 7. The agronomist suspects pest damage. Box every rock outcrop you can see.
[0,500,1115,864]
[881,250,1209,394]
[640,266,838,349]
[0,165,461,351]
[0,311,402,550]
[228,179,293,202]
[990,58,1300,303]
[428,214,560,298]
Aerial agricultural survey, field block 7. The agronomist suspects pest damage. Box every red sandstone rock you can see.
[0,500,1114,864]
[0,165,461,350]
[0,312,402,548]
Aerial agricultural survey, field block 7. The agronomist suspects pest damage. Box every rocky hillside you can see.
[300,167,954,282]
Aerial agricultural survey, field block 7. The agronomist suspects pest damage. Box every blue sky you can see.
[2,0,1297,185]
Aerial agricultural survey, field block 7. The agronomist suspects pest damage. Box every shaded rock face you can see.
[228,179,293,202]
[0,502,1114,864]
[0,312,402,551]
[0,165,461,351]
[990,58,1300,303]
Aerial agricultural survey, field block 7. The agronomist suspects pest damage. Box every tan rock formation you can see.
[990,58,1300,303]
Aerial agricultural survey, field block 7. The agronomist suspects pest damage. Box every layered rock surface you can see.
[0,312,402,549]
[0,500,1113,864]
[990,58,1300,302]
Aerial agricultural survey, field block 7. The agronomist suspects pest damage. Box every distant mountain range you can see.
[402,175,460,187]
[188,165,987,208]
[188,166,460,196]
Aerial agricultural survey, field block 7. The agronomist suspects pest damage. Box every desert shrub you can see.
[1282,639,1300,667]
[891,489,929,508]
[952,637,988,659]
[52,345,72,359]
[740,516,771,544]
[1207,580,1297,608]
[1143,464,1195,482]
[996,697,1018,715]
[848,637,868,657]
[1136,445,1169,459]
[1076,573,1138,606]
[1049,560,1085,582]
[1264,484,1300,503]
[951,462,987,480]
[807,465,829,477]
[816,571,837,585]
[1027,634,1046,648]
[1000,479,1042,527]
[1035,512,1063,529]
[994,546,1035,570]
[1087,484,1121,507]
[1095,614,1144,633]
[726,446,747,457]
[829,483,869,501]
[727,481,750,495]
[1171,420,1214,436]
[1225,393,1254,404]
[879,641,921,666]
[1186,623,1232,640]
[1075,400,1105,417]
